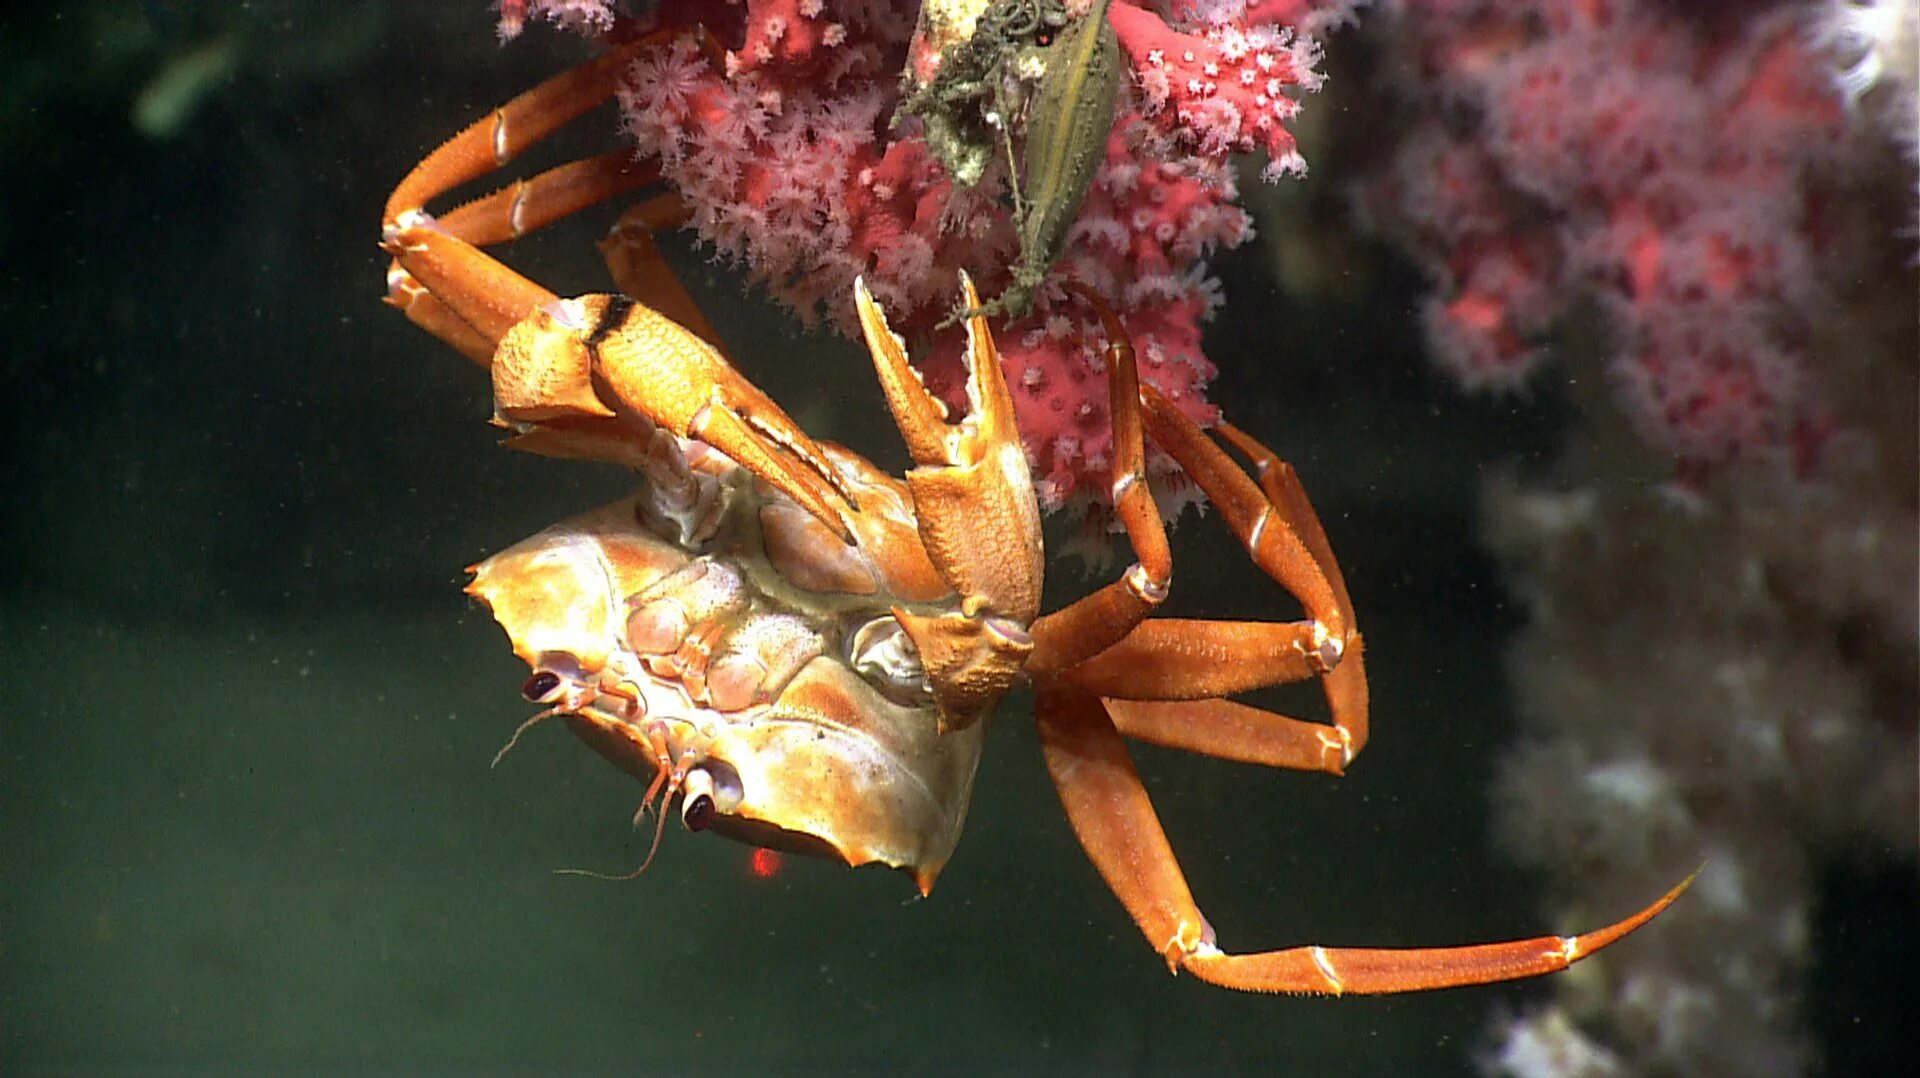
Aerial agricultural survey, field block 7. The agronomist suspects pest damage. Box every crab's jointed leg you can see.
[1027,292,1173,678]
[388,149,669,367]
[1137,384,1353,657]
[1099,696,1355,776]
[597,194,722,352]
[1048,388,1368,768]
[1017,288,1363,769]
[382,31,679,350]
[1036,685,1693,993]
[1020,324,1689,987]
[381,29,859,542]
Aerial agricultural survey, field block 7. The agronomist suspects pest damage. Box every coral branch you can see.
[488,0,1348,529]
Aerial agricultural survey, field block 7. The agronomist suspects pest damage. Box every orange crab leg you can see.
[436,150,659,248]
[1062,618,1357,697]
[1213,419,1355,630]
[385,270,503,367]
[1062,627,1368,765]
[386,151,662,365]
[1101,696,1354,776]
[382,30,863,542]
[1055,392,1369,763]
[1028,295,1173,676]
[1139,386,1351,657]
[381,30,681,347]
[390,156,717,359]
[380,27,725,352]
[384,211,558,349]
[384,35,659,225]
[1036,685,1692,993]
[596,194,723,353]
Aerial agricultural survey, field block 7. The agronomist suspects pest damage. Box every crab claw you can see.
[492,293,858,544]
[855,275,1043,729]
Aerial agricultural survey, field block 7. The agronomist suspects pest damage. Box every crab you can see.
[378,30,1689,994]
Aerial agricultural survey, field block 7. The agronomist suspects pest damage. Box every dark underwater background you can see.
[2,3,1913,1074]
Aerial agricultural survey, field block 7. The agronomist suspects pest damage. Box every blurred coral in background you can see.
[1477,398,1917,1075]
[1356,0,1918,482]
[1348,2,1918,1073]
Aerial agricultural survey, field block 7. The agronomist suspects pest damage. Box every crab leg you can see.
[387,150,661,364]
[383,31,683,230]
[1036,685,1692,993]
[382,30,682,350]
[381,28,726,349]
[384,207,557,351]
[381,30,861,541]
[1061,621,1368,776]
[385,269,503,367]
[1213,419,1354,631]
[1056,391,1369,764]
[390,158,718,358]
[1021,290,1365,764]
[1100,696,1356,776]
[1152,382,1351,637]
[1028,294,1172,676]
[435,151,661,249]
[597,194,723,353]
[1138,385,1351,651]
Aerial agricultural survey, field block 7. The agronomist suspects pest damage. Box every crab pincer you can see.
[853,273,1045,730]
[491,292,860,544]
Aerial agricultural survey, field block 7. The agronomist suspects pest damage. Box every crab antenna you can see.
[491,708,560,769]
[634,747,703,874]
[635,778,677,876]
[554,795,673,882]
[554,855,653,883]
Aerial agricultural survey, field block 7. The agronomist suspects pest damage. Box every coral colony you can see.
[1359,0,1894,483]
[495,0,1361,537]
[484,0,1916,1072]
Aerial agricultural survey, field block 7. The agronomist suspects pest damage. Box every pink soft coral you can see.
[489,0,1345,529]
[1111,0,1326,178]
[1363,0,1856,478]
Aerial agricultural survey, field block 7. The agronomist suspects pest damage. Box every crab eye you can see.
[682,793,716,832]
[522,670,562,702]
